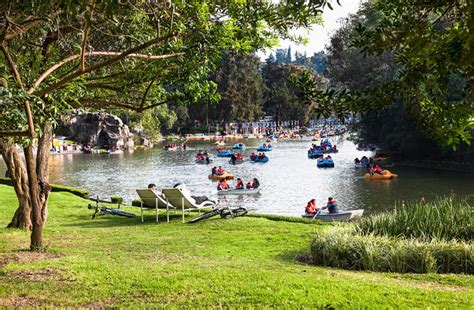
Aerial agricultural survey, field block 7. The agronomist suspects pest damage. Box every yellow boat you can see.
[364,170,398,180]
[208,171,235,181]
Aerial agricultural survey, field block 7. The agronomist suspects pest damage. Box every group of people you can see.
[211,166,224,176]
[217,178,260,191]
[354,156,373,167]
[309,139,337,153]
[250,153,268,160]
[261,143,272,149]
[230,153,243,164]
[164,143,177,150]
[305,197,339,215]
[196,151,210,163]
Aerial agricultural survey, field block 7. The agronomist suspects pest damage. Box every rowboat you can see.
[217,188,260,195]
[302,209,364,222]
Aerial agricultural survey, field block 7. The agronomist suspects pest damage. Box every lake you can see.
[1,137,473,216]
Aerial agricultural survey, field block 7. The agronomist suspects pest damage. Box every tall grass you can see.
[311,226,473,274]
[356,196,473,241]
[310,196,474,274]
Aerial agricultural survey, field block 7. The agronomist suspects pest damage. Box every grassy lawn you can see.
[0,184,472,307]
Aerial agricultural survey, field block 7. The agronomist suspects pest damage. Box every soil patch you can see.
[7,267,68,282]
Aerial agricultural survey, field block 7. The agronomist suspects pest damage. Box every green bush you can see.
[311,226,473,274]
[132,199,142,207]
[111,196,124,205]
[0,178,90,198]
[356,196,473,241]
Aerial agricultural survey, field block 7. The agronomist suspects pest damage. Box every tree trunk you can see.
[25,122,52,251]
[0,138,33,230]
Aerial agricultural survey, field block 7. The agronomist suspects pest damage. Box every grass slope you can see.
[0,185,473,307]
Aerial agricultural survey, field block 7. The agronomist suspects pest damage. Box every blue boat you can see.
[216,150,233,157]
[317,158,335,168]
[251,156,269,163]
[308,151,322,159]
[257,145,272,152]
[233,143,246,150]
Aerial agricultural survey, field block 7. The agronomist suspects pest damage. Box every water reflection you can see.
[1,138,473,216]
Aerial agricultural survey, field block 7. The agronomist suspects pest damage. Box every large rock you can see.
[57,112,134,149]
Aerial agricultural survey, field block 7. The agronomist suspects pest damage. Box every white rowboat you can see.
[217,188,261,195]
[302,209,364,222]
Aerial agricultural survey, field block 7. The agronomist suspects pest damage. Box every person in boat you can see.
[205,156,210,164]
[333,145,337,151]
[305,199,318,215]
[203,151,208,157]
[374,164,383,175]
[230,153,237,165]
[326,155,332,160]
[263,143,267,148]
[323,197,339,214]
[354,158,360,165]
[217,179,229,191]
[236,153,243,161]
[235,178,244,190]
[251,178,260,189]
[182,143,187,150]
[368,166,376,176]
[211,166,218,175]
[369,157,375,167]
[246,181,253,189]
[258,153,264,160]
[267,143,271,148]
[309,148,314,154]
[250,152,257,160]
[217,166,223,176]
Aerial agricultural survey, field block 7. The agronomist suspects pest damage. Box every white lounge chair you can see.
[136,189,176,223]
[161,187,216,222]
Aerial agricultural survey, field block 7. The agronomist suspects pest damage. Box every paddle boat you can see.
[308,150,322,159]
[302,209,364,222]
[208,171,235,181]
[251,156,269,163]
[195,158,212,164]
[233,143,246,150]
[229,159,244,165]
[317,157,334,168]
[256,145,272,152]
[217,188,260,195]
[364,170,398,180]
[216,150,233,157]
[213,140,225,146]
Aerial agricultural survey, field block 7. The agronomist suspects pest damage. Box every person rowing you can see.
[322,197,338,214]
[305,199,318,215]
[235,178,244,190]
[217,179,229,191]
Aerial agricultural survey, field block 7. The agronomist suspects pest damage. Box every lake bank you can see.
[0,185,472,307]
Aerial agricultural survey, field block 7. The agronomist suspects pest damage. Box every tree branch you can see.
[33,31,180,97]
[29,49,183,94]
[1,44,24,89]
[141,78,156,108]
[0,130,30,137]
[3,10,64,42]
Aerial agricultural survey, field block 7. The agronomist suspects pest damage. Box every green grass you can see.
[0,185,473,307]
[356,196,473,241]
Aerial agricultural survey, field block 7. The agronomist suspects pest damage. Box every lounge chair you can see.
[135,189,176,223]
[161,188,216,222]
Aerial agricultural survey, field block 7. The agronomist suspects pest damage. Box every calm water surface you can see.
[1,137,473,216]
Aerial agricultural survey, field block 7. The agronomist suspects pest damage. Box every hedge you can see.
[0,177,90,198]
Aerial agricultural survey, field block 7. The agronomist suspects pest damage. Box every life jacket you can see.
[246,182,253,189]
[211,168,217,175]
[305,201,316,214]
[218,181,228,190]
[217,168,223,175]
[236,180,244,189]
[375,166,382,173]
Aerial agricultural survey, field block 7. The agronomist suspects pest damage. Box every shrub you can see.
[311,227,473,274]
[111,196,124,205]
[355,196,473,241]
[132,199,142,207]
[1,178,90,198]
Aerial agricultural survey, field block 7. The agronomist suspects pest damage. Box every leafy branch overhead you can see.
[293,0,473,147]
[0,0,336,137]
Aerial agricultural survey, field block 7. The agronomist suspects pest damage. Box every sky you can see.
[258,0,364,59]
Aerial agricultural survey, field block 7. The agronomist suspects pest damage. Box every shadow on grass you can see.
[61,213,196,229]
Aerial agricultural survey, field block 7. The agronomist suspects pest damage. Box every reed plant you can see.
[311,196,473,274]
[355,196,473,241]
[311,226,473,274]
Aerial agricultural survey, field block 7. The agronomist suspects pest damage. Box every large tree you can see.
[0,0,335,250]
